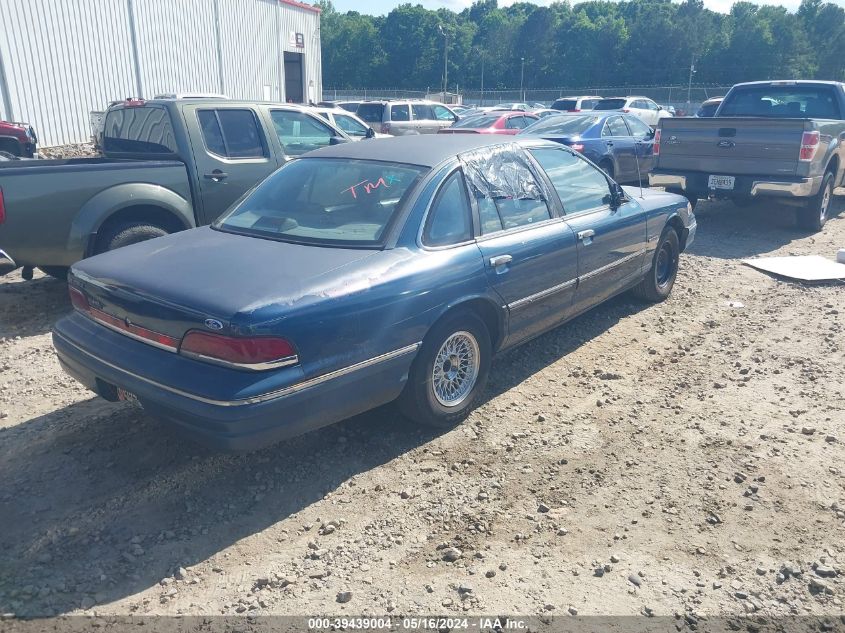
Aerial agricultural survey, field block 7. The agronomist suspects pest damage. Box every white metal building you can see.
[0,0,322,147]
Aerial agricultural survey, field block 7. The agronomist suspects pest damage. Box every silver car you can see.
[309,107,388,141]
[355,100,459,136]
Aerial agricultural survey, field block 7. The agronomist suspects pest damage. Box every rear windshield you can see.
[356,103,385,123]
[521,114,600,136]
[719,85,842,119]
[696,103,720,117]
[593,99,627,110]
[215,158,427,246]
[453,114,500,128]
[552,99,577,111]
[102,105,177,154]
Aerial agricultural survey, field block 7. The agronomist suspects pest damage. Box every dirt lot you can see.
[0,198,843,620]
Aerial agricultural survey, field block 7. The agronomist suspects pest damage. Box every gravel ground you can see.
[0,198,843,620]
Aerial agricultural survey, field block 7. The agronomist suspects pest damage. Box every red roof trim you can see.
[279,0,321,14]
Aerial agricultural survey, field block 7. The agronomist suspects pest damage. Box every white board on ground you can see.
[742,255,845,282]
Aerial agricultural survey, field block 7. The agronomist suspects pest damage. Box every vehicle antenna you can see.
[634,140,645,199]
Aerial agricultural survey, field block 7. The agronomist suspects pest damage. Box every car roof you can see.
[303,135,549,168]
[731,80,845,88]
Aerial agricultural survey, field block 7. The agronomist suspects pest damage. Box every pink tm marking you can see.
[341,177,390,199]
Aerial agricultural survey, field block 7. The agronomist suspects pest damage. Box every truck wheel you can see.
[39,266,69,280]
[667,188,697,211]
[95,221,169,254]
[632,228,680,303]
[797,171,833,233]
[399,310,492,429]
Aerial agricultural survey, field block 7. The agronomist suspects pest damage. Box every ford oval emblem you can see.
[204,318,224,331]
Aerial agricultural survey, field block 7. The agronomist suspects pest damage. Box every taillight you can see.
[180,331,298,370]
[571,108,581,112]
[69,286,90,313]
[621,108,631,113]
[380,122,391,134]
[799,131,820,162]
[0,187,5,224]
[653,128,662,156]
[570,143,585,152]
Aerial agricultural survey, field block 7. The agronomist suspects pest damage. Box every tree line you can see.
[315,0,845,91]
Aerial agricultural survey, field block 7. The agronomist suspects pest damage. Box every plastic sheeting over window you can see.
[459,144,544,202]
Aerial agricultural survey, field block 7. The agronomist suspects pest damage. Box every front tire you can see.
[399,310,492,428]
[632,228,680,303]
[797,171,833,232]
[95,221,169,254]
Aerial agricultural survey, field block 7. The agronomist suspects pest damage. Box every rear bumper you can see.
[52,315,419,452]
[0,249,17,276]
[650,171,821,199]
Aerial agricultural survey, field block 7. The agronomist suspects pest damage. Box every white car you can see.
[308,107,388,141]
[593,96,672,128]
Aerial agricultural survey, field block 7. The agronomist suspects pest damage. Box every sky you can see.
[331,0,845,14]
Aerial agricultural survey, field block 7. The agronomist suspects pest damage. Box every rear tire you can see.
[632,228,680,303]
[94,221,169,254]
[797,171,833,233]
[39,266,69,280]
[399,310,492,429]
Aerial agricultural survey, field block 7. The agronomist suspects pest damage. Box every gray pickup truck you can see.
[0,98,351,278]
[649,80,845,231]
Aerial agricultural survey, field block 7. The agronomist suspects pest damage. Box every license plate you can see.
[117,388,140,406]
[708,175,735,190]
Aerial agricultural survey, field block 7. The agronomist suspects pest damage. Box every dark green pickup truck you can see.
[0,98,352,278]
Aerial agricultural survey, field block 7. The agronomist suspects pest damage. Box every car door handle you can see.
[577,229,596,241]
[204,170,228,182]
[489,255,513,267]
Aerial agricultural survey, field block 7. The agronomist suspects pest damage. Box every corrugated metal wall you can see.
[0,0,321,147]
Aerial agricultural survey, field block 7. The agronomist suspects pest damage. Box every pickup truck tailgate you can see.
[658,117,805,176]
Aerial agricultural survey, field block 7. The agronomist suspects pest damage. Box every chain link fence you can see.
[324,86,733,115]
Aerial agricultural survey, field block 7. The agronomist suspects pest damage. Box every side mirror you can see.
[657,105,663,111]
[453,114,459,122]
[365,127,376,139]
[607,182,627,208]
[329,135,349,145]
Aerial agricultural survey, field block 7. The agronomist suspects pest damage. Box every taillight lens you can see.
[653,128,662,156]
[621,108,631,113]
[570,143,585,152]
[571,108,581,112]
[69,286,90,313]
[180,331,298,370]
[799,131,820,161]
[0,186,5,224]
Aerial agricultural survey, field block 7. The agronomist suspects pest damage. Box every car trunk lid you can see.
[70,227,377,345]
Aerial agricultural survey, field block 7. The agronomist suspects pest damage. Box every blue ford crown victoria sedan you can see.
[53,135,696,451]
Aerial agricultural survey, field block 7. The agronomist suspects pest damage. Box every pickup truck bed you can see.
[0,157,193,272]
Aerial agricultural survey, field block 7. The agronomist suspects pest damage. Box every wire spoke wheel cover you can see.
[431,331,480,407]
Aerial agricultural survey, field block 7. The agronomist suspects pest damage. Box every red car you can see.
[0,120,37,158]
[438,110,538,135]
